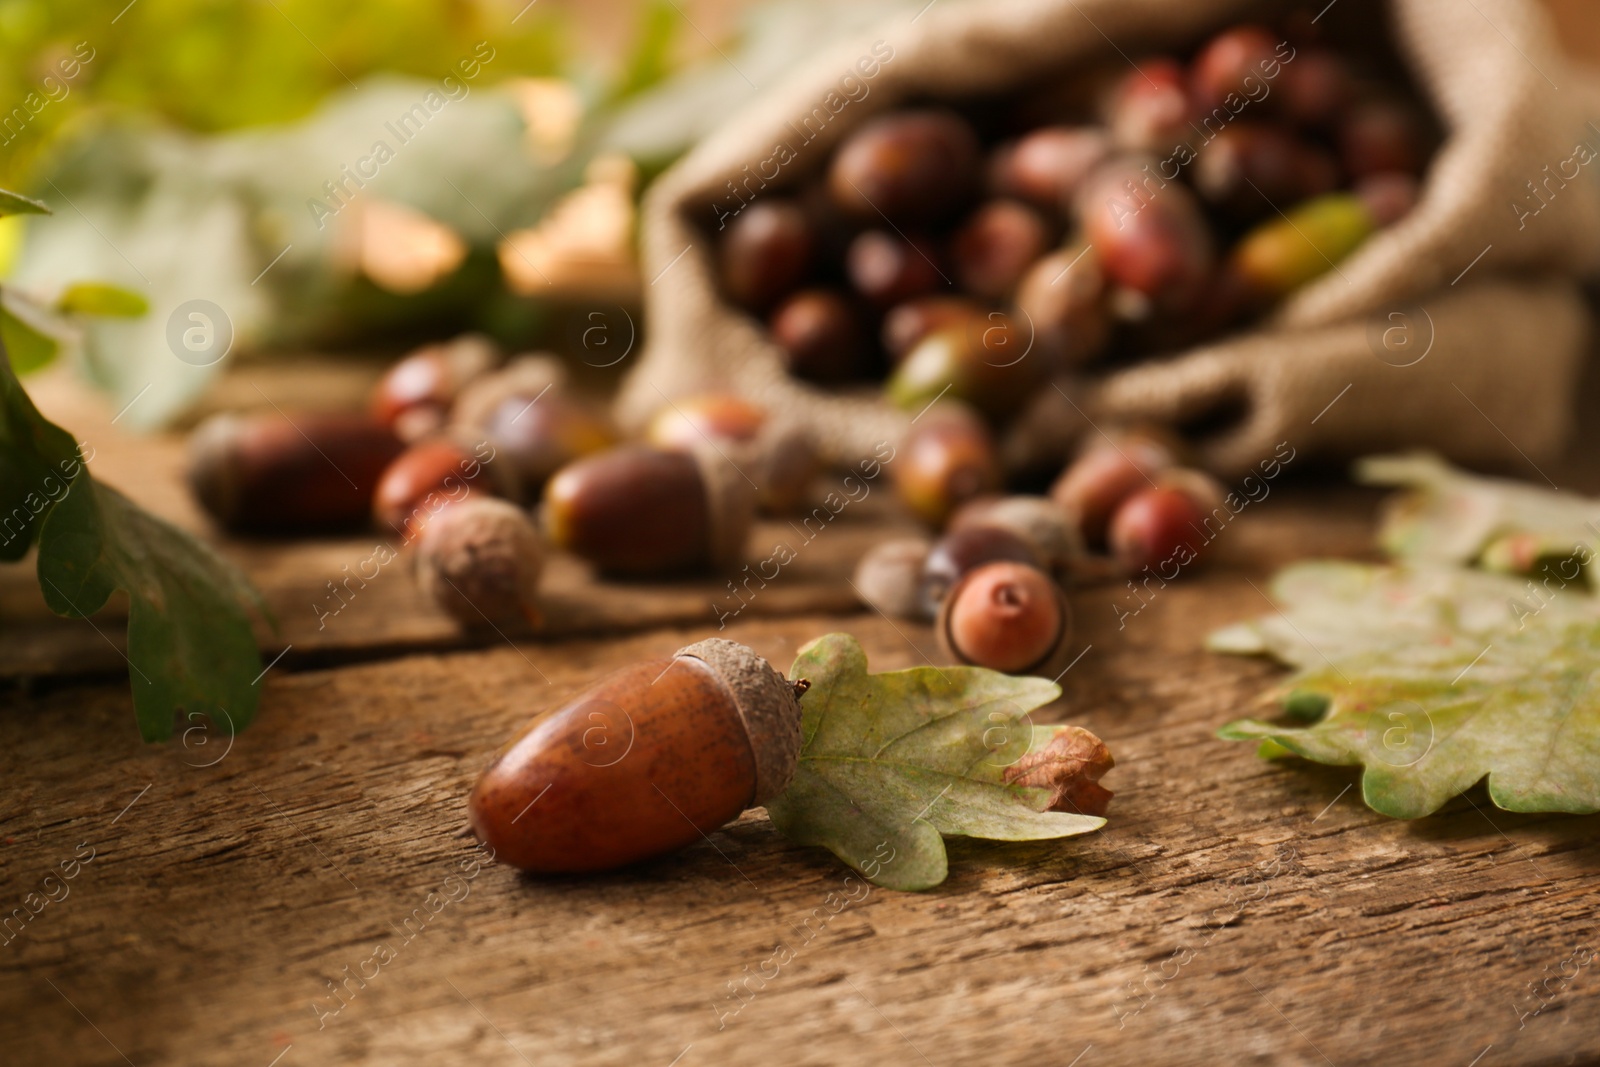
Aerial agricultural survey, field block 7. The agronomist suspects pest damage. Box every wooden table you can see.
[3,353,1600,1067]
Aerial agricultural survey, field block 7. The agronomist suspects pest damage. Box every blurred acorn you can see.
[189,412,403,536]
[543,444,756,576]
[720,198,817,311]
[1012,241,1111,370]
[951,200,1052,302]
[1106,59,1192,153]
[854,538,934,620]
[988,126,1111,211]
[770,289,871,384]
[893,402,1002,527]
[1077,155,1215,318]
[846,230,947,308]
[882,296,987,365]
[828,109,981,226]
[372,334,500,443]
[645,394,821,515]
[415,497,544,631]
[888,316,1043,420]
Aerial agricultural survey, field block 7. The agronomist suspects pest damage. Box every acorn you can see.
[373,436,506,538]
[1049,431,1179,549]
[936,560,1074,677]
[449,355,602,502]
[949,494,1084,581]
[543,444,756,576]
[415,497,544,631]
[1108,469,1224,576]
[468,638,805,873]
[371,334,500,442]
[853,537,933,620]
[893,402,1002,528]
[645,394,821,516]
[188,411,404,535]
[919,523,1043,619]
[451,354,570,433]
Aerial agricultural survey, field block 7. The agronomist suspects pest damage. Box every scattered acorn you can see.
[919,523,1043,619]
[543,444,756,576]
[415,497,544,630]
[371,334,499,443]
[1050,433,1177,549]
[374,436,505,538]
[469,638,804,873]
[937,560,1073,676]
[949,494,1084,581]
[893,403,1002,528]
[1108,470,1224,575]
[853,538,933,620]
[645,394,822,515]
[188,411,403,535]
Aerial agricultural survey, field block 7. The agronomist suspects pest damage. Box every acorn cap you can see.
[676,638,803,805]
[934,563,1076,679]
[688,444,758,569]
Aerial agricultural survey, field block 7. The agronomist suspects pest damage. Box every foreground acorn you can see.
[469,638,804,873]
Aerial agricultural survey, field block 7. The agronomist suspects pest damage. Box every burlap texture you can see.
[620,0,1600,476]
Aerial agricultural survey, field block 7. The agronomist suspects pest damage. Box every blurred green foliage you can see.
[0,0,681,187]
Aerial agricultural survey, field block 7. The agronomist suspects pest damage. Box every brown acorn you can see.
[373,436,507,538]
[543,444,756,576]
[188,411,404,535]
[853,537,934,620]
[415,497,544,631]
[936,560,1075,677]
[468,638,805,873]
[371,334,500,442]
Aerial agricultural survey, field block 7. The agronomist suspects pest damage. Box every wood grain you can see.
[3,482,1598,1067]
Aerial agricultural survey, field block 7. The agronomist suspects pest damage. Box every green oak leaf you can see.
[1213,561,1600,818]
[0,321,267,741]
[37,475,267,741]
[0,321,80,559]
[57,282,150,318]
[767,633,1104,891]
[1,289,73,376]
[1357,453,1600,580]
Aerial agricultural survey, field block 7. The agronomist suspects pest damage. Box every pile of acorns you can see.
[715,18,1429,419]
[186,335,824,631]
[185,17,1434,678]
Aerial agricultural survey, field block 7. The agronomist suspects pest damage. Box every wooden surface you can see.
[5,365,1600,1066]
[5,8,1600,1056]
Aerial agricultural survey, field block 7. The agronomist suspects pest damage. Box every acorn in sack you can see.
[620,0,1600,483]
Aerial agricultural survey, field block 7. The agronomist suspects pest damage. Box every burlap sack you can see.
[619,0,1600,477]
